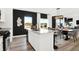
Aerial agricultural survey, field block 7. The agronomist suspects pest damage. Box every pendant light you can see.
[56,8,63,19]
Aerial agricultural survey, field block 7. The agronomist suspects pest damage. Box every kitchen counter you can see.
[31,30,53,34]
[0,28,10,31]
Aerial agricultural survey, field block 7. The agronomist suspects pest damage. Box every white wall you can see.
[0,8,13,42]
[0,8,13,28]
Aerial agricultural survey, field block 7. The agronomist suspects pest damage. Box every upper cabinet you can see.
[0,8,5,22]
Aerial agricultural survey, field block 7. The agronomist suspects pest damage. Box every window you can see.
[24,16,32,30]
[56,19,64,27]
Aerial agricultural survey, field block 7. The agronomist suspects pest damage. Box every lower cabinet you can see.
[28,30,54,51]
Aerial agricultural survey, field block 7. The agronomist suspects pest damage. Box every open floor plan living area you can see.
[0,8,79,51]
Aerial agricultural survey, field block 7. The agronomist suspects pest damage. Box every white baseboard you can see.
[12,35,27,38]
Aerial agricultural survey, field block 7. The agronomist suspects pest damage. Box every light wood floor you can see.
[9,36,79,51]
[55,38,79,51]
[9,37,34,51]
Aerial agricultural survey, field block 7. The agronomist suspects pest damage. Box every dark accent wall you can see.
[13,9,37,36]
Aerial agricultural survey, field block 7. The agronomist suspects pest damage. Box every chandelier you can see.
[55,8,63,19]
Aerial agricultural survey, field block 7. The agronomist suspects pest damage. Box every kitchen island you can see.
[28,29,54,51]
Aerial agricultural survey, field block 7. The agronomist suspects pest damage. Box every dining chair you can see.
[68,29,79,43]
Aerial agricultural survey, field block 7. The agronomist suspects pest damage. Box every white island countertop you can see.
[31,29,54,34]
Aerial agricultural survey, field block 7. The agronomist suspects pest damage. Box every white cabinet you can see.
[28,30,54,51]
[0,36,3,51]
[28,32,39,50]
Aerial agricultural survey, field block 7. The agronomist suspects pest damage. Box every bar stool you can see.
[53,31,59,49]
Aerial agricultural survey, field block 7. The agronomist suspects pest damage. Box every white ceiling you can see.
[16,8,79,16]
[16,8,57,15]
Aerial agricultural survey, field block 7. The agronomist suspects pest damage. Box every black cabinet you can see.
[40,13,47,19]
